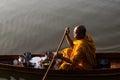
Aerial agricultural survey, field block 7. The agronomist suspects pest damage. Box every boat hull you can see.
[0,66,120,80]
[0,52,120,80]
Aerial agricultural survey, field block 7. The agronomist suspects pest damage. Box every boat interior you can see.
[0,52,120,70]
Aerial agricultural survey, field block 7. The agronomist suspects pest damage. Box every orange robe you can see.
[59,35,97,70]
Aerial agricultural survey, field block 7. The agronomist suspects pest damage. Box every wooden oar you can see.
[42,28,67,80]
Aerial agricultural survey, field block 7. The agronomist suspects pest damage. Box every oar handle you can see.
[56,28,67,55]
[42,28,67,80]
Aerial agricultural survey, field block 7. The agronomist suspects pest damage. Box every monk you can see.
[54,25,97,70]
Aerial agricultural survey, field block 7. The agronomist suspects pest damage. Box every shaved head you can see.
[73,25,86,39]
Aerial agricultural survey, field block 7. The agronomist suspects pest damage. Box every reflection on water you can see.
[0,76,26,80]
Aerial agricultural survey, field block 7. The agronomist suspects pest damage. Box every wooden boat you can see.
[0,52,120,80]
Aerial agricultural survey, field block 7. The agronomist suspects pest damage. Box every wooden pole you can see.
[42,28,67,80]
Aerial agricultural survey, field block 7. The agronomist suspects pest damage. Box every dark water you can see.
[0,0,119,55]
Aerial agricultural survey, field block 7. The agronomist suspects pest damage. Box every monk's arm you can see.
[60,56,72,63]
[66,34,74,48]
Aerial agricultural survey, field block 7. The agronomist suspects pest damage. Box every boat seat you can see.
[96,58,110,69]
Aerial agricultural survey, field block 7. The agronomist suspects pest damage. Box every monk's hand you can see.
[53,52,57,58]
[53,52,63,58]
[65,27,70,35]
